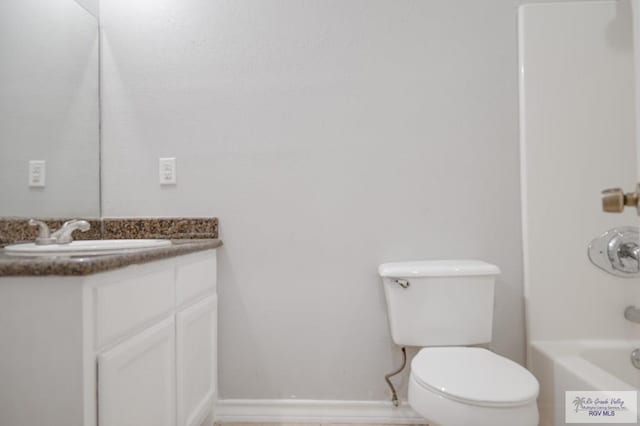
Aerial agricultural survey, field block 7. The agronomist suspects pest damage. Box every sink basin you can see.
[3,239,172,256]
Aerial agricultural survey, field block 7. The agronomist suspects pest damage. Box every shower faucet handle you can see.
[588,227,640,277]
[602,185,640,213]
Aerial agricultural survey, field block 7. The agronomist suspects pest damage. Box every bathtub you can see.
[530,340,640,426]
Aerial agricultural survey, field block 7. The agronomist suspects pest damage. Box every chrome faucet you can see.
[632,348,640,370]
[28,219,57,245]
[588,227,640,276]
[618,242,640,267]
[29,219,90,245]
[51,219,90,244]
[625,306,640,324]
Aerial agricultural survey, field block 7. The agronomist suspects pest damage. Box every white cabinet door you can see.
[176,295,217,426]
[98,316,176,426]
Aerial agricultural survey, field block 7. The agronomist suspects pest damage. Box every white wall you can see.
[634,1,640,166]
[101,0,531,400]
[75,0,99,19]
[0,0,100,217]
[520,1,639,344]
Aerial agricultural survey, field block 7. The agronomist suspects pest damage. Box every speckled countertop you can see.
[0,217,221,277]
[0,239,222,277]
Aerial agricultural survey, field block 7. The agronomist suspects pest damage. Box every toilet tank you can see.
[378,260,500,347]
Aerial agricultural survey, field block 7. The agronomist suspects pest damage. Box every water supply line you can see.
[384,346,407,407]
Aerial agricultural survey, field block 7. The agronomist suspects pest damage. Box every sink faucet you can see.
[28,219,57,245]
[52,219,90,244]
[29,219,90,245]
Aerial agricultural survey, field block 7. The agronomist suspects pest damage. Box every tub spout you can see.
[624,306,640,324]
[631,348,640,370]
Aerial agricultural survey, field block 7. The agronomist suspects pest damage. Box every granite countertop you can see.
[0,239,222,277]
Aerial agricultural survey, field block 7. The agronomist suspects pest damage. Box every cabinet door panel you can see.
[98,316,176,426]
[94,268,174,348]
[176,252,217,306]
[177,295,217,426]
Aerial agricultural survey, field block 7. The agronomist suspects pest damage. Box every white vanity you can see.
[0,248,218,426]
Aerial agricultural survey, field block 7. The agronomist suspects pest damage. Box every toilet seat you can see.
[410,347,539,408]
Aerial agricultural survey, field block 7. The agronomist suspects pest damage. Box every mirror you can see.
[0,0,100,218]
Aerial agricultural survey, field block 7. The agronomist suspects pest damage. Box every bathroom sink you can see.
[3,239,172,256]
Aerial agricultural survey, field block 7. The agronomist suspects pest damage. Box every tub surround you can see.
[0,217,221,276]
[519,1,636,343]
[519,3,638,425]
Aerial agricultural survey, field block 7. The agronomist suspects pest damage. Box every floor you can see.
[216,423,428,426]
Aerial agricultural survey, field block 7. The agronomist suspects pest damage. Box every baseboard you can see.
[215,399,424,424]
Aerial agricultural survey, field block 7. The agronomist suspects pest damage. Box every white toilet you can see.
[378,260,539,426]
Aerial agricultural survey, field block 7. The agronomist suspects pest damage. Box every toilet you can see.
[378,260,539,426]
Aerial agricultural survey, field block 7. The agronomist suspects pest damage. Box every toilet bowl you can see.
[408,347,538,426]
[378,260,539,426]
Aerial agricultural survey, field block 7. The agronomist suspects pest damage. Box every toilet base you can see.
[408,375,539,426]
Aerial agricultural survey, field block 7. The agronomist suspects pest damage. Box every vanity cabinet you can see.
[177,295,217,426]
[99,316,177,426]
[0,249,218,426]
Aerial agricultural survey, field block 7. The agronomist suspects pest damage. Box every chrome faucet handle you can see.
[51,219,91,244]
[618,242,640,263]
[588,227,640,277]
[614,240,640,274]
[28,219,57,245]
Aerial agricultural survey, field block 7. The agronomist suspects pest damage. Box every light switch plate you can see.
[28,160,46,187]
[159,157,177,185]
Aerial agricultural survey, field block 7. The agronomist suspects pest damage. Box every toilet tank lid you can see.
[378,260,500,278]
